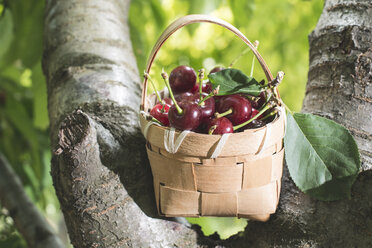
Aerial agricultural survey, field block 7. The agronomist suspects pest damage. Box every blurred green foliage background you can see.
[0,0,323,246]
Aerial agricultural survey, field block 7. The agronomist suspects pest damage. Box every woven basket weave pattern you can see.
[140,111,285,220]
[147,144,283,218]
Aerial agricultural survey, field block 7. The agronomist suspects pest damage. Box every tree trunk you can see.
[43,0,371,247]
[303,0,372,172]
[43,0,198,247]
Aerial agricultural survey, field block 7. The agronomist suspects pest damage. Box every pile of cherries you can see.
[149,65,274,134]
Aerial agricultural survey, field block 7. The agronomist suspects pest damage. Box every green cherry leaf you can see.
[208,68,263,96]
[284,112,360,201]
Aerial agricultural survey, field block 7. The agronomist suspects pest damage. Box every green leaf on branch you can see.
[0,9,13,60]
[31,63,49,130]
[0,0,44,68]
[208,68,263,96]
[284,112,360,201]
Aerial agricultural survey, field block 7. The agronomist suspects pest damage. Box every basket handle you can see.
[141,14,274,110]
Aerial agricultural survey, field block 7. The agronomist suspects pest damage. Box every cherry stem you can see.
[151,117,163,125]
[229,47,251,68]
[250,40,259,77]
[215,108,233,118]
[161,70,183,115]
[233,102,272,131]
[198,93,211,106]
[144,72,164,105]
[258,92,273,111]
[269,71,285,88]
[260,110,277,121]
[208,125,217,135]
[269,71,285,106]
[198,69,205,101]
[198,85,219,106]
[161,104,166,112]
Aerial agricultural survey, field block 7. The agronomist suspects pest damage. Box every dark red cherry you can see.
[194,93,215,120]
[169,65,197,94]
[210,66,225,74]
[216,94,239,113]
[150,103,170,126]
[175,92,194,103]
[195,119,209,134]
[168,101,201,131]
[239,120,265,131]
[263,113,277,123]
[251,108,263,120]
[190,83,199,93]
[251,92,267,109]
[214,95,224,109]
[215,96,226,113]
[202,82,213,93]
[219,94,252,125]
[190,82,213,94]
[163,97,174,106]
[207,117,233,134]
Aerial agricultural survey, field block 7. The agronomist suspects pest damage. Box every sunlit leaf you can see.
[187,217,247,239]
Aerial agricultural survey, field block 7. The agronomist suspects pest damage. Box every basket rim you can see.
[140,110,282,138]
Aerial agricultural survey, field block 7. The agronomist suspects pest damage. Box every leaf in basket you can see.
[208,68,263,96]
[284,112,360,201]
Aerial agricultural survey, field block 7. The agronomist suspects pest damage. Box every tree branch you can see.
[0,153,64,248]
[43,0,372,247]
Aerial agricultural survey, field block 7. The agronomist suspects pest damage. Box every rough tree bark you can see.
[43,0,371,247]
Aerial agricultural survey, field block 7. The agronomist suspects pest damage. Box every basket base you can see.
[144,118,285,222]
[239,214,270,222]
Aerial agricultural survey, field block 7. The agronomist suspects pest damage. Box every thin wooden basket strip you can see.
[147,148,196,191]
[153,179,161,213]
[242,147,284,189]
[233,139,282,163]
[238,214,270,222]
[201,192,238,216]
[200,156,239,166]
[140,112,285,157]
[159,185,200,216]
[271,147,284,182]
[276,179,281,201]
[194,163,243,193]
[151,142,282,165]
[154,139,281,164]
[237,181,278,215]
[242,156,272,189]
[158,147,202,163]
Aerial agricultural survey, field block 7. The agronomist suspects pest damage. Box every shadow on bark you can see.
[80,103,191,223]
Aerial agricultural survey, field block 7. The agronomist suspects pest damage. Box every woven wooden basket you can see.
[139,15,285,222]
